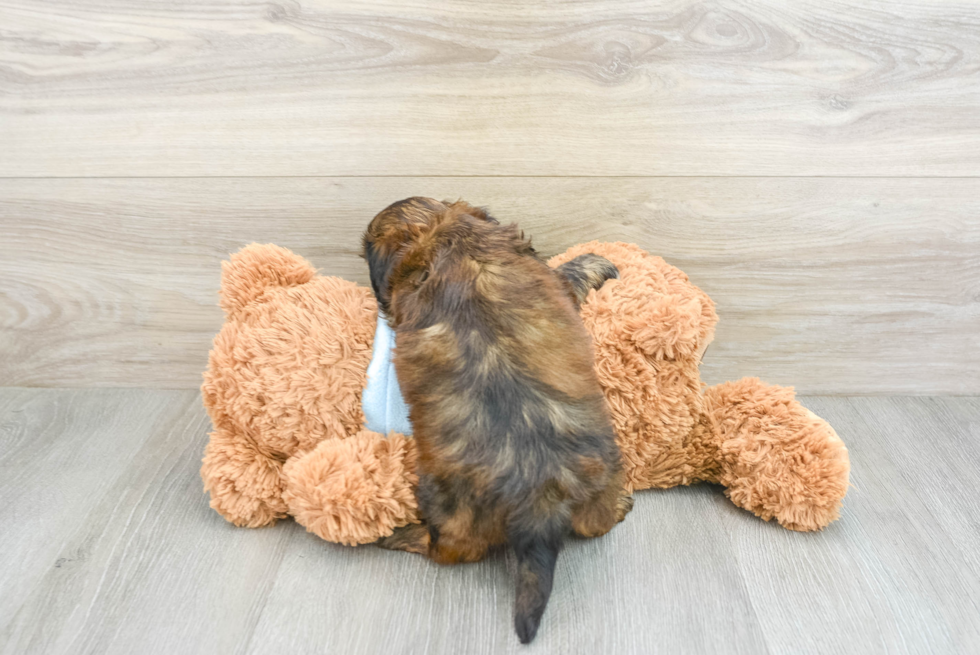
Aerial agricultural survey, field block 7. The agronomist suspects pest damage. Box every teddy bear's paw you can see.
[200,426,289,528]
[282,431,420,546]
[706,378,851,532]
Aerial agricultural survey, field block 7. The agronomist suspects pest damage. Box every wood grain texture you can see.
[1,0,979,176]
[1,390,979,654]
[2,177,978,393]
[246,488,768,655]
[717,396,980,655]
[0,388,186,633]
[0,389,292,655]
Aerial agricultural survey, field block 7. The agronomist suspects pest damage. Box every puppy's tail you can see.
[511,525,563,644]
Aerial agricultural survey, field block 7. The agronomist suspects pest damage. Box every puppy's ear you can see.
[447,200,499,225]
[363,234,395,315]
[469,205,499,225]
[390,225,437,290]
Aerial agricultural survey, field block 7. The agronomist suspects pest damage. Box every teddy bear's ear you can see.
[219,243,317,317]
[623,295,711,361]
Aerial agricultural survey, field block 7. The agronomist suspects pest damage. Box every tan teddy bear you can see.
[201,241,850,545]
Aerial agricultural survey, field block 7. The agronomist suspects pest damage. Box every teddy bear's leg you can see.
[200,425,288,528]
[281,430,420,546]
[703,378,850,531]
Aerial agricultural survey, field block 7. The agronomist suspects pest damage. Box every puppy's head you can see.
[361,197,500,316]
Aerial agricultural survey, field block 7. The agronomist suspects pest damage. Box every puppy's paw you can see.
[376,522,431,555]
[615,494,635,523]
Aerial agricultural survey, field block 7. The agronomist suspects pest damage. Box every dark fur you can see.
[554,254,620,307]
[363,197,632,644]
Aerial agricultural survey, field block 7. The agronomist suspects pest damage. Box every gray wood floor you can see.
[1,389,978,654]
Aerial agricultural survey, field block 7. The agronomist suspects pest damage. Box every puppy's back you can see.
[391,218,619,642]
[394,221,615,483]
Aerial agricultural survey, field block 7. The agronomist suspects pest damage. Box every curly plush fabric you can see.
[201,245,376,527]
[201,241,850,540]
[704,378,850,531]
[200,424,288,528]
[282,431,419,545]
[548,242,721,493]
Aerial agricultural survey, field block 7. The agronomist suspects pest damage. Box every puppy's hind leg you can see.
[376,522,431,555]
[428,525,492,565]
[376,518,492,564]
[571,472,633,539]
[377,472,441,555]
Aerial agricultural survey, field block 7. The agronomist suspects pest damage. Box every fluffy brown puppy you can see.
[363,197,632,644]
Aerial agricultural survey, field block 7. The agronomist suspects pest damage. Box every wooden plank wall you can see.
[1,0,978,393]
